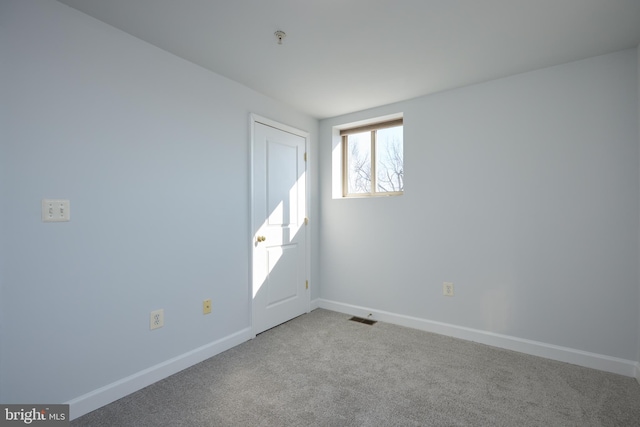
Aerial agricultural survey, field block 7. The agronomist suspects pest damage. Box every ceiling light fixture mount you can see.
[274,30,286,45]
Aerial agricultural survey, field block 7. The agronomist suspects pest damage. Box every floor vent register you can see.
[349,316,377,326]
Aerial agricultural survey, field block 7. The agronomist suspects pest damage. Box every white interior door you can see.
[252,118,309,335]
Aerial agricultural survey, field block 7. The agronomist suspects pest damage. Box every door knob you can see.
[257,236,266,242]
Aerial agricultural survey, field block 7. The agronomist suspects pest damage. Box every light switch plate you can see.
[42,199,70,222]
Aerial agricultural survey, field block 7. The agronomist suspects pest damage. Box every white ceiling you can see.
[56,0,640,119]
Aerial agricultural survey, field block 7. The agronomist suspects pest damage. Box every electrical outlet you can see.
[150,309,164,330]
[443,282,454,297]
[203,299,212,315]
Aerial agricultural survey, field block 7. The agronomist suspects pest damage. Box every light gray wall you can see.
[319,49,639,361]
[637,43,640,369]
[0,0,318,404]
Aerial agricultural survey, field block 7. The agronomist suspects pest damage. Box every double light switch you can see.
[42,199,70,222]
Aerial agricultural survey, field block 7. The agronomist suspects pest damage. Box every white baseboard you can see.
[67,327,253,420]
[317,299,638,378]
[310,298,320,311]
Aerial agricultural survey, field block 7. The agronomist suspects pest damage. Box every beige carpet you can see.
[72,309,640,426]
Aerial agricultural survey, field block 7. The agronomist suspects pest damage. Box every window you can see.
[341,118,403,197]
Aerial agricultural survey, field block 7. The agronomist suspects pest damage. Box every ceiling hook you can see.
[274,30,286,45]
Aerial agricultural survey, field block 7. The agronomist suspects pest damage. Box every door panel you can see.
[267,244,298,305]
[252,120,308,334]
[267,141,298,226]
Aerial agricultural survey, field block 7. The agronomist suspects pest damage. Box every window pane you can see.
[347,132,371,194]
[376,126,403,192]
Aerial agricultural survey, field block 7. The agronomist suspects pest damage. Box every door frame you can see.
[249,114,311,337]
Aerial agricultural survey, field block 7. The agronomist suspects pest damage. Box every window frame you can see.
[341,118,404,198]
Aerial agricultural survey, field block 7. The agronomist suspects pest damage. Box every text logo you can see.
[1,405,69,426]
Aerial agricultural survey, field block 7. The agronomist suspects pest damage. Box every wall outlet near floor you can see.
[150,309,164,330]
[203,299,212,315]
[443,282,455,297]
